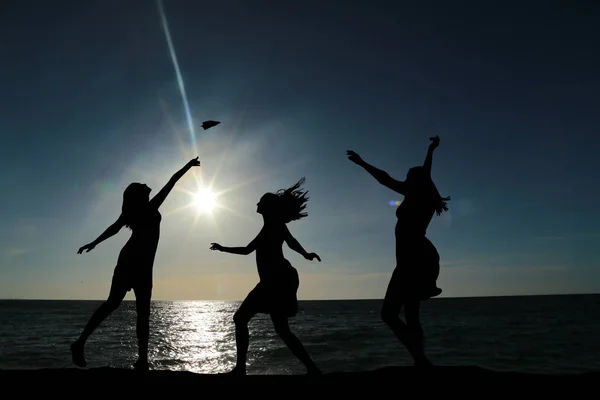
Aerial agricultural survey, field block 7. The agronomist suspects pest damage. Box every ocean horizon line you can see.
[1,292,598,302]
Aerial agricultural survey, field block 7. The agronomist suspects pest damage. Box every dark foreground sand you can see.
[1,366,598,390]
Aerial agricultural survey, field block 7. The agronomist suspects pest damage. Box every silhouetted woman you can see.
[347,136,450,366]
[210,177,322,376]
[71,157,201,370]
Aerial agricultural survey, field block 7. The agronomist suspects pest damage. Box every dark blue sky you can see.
[1,0,599,300]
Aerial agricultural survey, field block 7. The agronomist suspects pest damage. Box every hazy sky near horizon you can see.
[1,1,599,300]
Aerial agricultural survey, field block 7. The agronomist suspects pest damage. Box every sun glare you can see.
[194,188,217,214]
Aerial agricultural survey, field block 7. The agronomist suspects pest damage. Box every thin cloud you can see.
[5,248,30,257]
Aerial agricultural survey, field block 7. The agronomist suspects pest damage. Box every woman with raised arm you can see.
[347,136,450,366]
[70,157,201,370]
[210,177,322,376]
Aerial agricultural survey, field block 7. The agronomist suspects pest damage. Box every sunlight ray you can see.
[191,166,205,189]
[159,96,190,160]
[214,168,281,197]
[157,0,197,151]
[174,186,199,197]
[212,203,256,223]
[161,202,197,218]
[209,115,245,188]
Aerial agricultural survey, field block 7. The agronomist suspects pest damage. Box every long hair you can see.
[273,177,309,224]
[122,183,148,229]
[408,167,450,216]
[431,183,451,216]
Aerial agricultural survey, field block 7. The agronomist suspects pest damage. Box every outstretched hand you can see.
[346,150,364,165]
[305,252,321,262]
[210,242,223,251]
[187,157,201,168]
[77,243,95,254]
[429,135,440,149]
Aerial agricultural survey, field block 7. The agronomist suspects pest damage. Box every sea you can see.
[1,294,599,375]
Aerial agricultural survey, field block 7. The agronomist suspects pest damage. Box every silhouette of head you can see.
[256,178,309,223]
[256,193,278,215]
[405,166,450,215]
[122,182,151,229]
[406,166,426,185]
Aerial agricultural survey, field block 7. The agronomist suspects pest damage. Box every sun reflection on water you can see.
[150,301,237,373]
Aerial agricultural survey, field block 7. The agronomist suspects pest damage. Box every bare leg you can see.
[71,278,128,367]
[381,301,423,362]
[380,268,428,365]
[271,315,321,375]
[224,295,258,376]
[404,300,432,366]
[133,286,152,370]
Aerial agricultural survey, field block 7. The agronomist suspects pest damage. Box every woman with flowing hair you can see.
[71,157,201,370]
[210,177,322,376]
[347,136,450,366]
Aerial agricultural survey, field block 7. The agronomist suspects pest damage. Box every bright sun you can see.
[194,188,217,214]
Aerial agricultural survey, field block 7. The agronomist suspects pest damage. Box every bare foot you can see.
[70,341,86,368]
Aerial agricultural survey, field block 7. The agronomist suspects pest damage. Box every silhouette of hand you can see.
[305,252,321,262]
[346,150,364,165]
[77,243,95,254]
[187,157,201,168]
[210,243,223,251]
[429,135,440,149]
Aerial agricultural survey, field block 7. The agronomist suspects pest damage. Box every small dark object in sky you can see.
[201,120,221,130]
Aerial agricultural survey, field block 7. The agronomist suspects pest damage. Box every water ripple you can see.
[1,295,600,375]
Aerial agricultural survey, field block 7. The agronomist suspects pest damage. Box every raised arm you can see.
[149,157,201,210]
[346,150,406,195]
[422,136,440,178]
[284,226,321,262]
[77,214,125,254]
[210,234,260,256]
